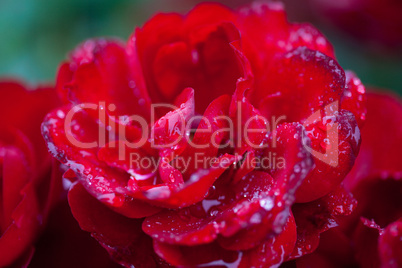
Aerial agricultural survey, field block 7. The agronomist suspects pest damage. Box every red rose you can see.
[0,81,61,267]
[289,91,402,268]
[42,2,365,267]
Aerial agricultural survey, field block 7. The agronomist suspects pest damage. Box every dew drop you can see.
[98,193,124,208]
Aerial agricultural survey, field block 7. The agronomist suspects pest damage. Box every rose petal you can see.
[295,109,360,202]
[256,47,345,123]
[344,92,402,190]
[238,213,297,268]
[64,39,150,119]
[153,241,240,267]
[215,171,276,248]
[352,218,383,268]
[180,94,231,178]
[341,71,367,129]
[229,78,268,155]
[97,140,157,176]
[159,160,184,188]
[379,219,402,268]
[237,1,335,81]
[1,144,31,229]
[350,176,402,229]
[0,182,41,267]
[0,81,59,173]
[143,208,219,245]
[42,106,161,218]
[218,123,312,249]
[133,5,243,113]
[68,182,158,267]
[185,3,235,29]
[138,154,237,209]
[294,227,356,268]
[29,200,121,268]
[151,88,194,159]
[152,213,296,267]
[290,186,357,259]
[143,170,273,246]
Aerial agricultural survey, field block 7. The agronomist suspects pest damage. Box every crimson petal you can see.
[151,88,194,159]
[379,219,402,267]
[0,181,40,267]
[154,241,240,267]
[134,5,243,113]
[0,81,59,173]
[180,94,231,178]
[290,186,357,259]
[344,92,402,190]
[256,47,345,123]
[237,1,335,83]
[218,123,313,249]
[138,154,237,209]
[341,71,367,129]
[152,214,296,267]
[63,39,150,119]
[42,106,161,218]
[68,182,158,268]
[295,109,360,202]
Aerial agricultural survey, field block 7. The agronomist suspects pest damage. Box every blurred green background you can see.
[0,0,401,94]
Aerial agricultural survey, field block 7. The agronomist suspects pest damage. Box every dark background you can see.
[0,0,401,94]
